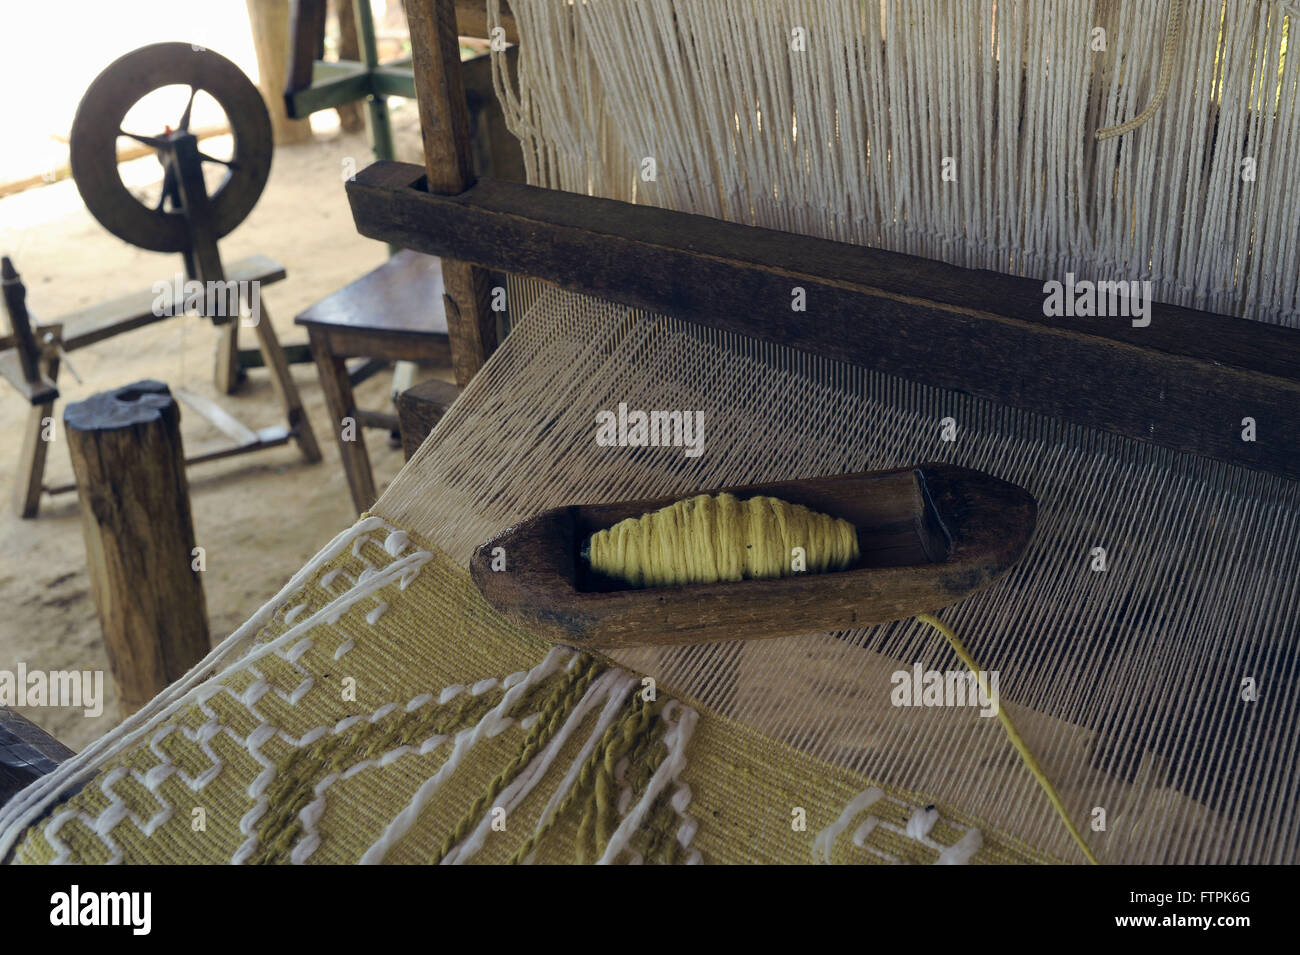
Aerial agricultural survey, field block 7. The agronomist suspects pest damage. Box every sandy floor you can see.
[0,104,432,750]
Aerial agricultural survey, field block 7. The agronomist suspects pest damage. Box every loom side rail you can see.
[346,161,1300,482]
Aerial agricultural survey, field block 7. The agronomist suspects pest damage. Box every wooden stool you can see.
[295,250,451,513]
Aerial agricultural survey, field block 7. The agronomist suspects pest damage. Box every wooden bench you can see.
[2,254,321,517]
[56,253,286,350]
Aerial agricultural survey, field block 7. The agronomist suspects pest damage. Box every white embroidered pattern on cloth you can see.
[814,788,984,865]
[1,517,705,865]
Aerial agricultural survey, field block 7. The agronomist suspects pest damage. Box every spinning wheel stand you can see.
[2,44,321,516]
[71,41,320,451]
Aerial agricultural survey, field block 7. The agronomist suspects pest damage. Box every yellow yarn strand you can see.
[916,613,1101,866]
[587,493,859,587]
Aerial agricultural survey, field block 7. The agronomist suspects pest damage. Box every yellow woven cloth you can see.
[10,519,1054,864]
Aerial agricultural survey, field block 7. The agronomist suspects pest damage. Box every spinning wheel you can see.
[0,41,324,519]
[69,43,272,253]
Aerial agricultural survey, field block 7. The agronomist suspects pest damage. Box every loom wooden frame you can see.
[348,0,1300,480]
[351,0,1300,481]
[348,162,1300,479]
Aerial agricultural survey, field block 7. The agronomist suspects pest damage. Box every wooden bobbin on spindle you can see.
[64,381,210,715]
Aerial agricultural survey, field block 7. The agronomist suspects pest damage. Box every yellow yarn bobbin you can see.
[586,492,860,587]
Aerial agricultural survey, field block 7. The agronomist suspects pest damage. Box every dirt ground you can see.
[0,103,433,750]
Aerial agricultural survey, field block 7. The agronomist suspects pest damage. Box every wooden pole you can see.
[406,0,499,385]
[64,381,211,716]
[333,0,366,132]
[247,0,315,145]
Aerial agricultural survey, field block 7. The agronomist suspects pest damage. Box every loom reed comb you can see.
[469,464,1036,649]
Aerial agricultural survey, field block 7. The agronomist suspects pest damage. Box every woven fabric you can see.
[9,520,1051,865]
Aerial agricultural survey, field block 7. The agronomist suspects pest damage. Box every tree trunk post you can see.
[64,381,211,716]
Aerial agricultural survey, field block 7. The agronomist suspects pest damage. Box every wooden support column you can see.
[406,0,499,385]
[64,381,211,716]
[247,0,315,145]
[333,0,366,132]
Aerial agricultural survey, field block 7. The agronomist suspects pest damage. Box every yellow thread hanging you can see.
[586,492,859,587]
[916,612,1101,866]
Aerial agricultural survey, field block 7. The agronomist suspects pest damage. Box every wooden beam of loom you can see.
[406,0,499,386]
[347,160,1300,481]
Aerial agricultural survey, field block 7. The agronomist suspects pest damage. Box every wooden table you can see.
[295,250,452,513]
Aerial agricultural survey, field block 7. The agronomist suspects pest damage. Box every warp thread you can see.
[586,493,859,587]
[1094,0,1187,140]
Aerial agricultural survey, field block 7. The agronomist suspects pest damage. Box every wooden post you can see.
[3,255,61,518]
[64,381,211,716]
[396,377,461,459]
[333,0,366,132]
[247,0,314,145]
[12,353,58,519]
[406,0,499,385]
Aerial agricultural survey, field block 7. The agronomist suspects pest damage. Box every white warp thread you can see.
[492,0,1300,324]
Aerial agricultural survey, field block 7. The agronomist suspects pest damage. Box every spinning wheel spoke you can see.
[119,129,169,149]
[178,85,197,131]
[198,151,238,170]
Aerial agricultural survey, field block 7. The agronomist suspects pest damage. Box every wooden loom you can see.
[344,0,1300,859]
[3,0,1298,861]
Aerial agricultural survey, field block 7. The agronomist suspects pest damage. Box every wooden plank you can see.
[2,256,40,383]
[406,0,499,385]
[286,67,373,117]
[284,0,328,108]
[347,357,389,385]
[370,65,417,98]
[332,0,366,132]
[238,342,313,368]
[348,162,1300,480]
[185,426,292,466]
[0,350,57,404]
[354,408,399,431]
[408,0,476,192]
[308,326,376,513]
[173,386,260,446]
[246,298,323,463]
[247,0,314,145]
[454,0,518,42]
[59,254,287,351]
